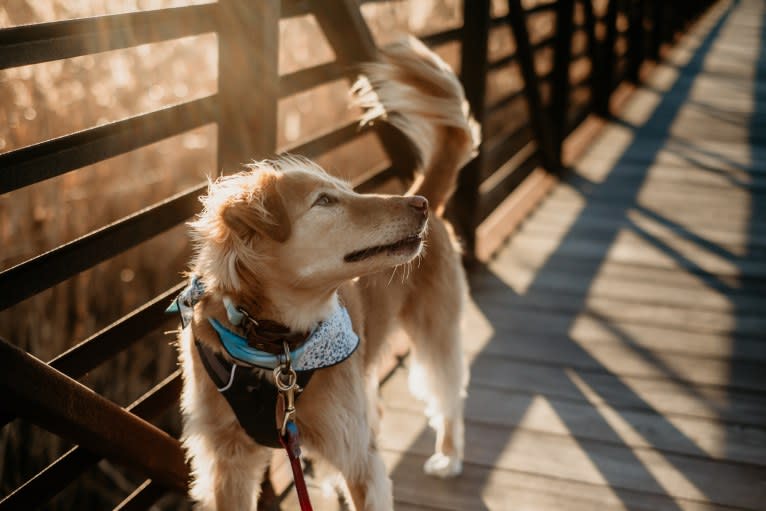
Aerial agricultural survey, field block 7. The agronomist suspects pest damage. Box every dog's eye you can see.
[312,193,335,207]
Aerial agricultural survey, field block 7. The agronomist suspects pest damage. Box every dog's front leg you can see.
[212,452,268,511]
[344,441,393,511]
[186,433,271,511]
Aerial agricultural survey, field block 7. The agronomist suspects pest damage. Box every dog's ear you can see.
[223,175,291,242]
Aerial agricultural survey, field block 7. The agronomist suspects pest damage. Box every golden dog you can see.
[176,37,479,510]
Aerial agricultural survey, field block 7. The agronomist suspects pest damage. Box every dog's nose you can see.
[408,195,429,217]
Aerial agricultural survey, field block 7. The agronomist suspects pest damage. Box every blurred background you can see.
[0,0,574,508]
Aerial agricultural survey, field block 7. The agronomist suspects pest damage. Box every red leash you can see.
[274,346,314,511]
[279,421,314,511]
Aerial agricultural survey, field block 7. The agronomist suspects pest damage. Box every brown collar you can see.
[233,306,309,355]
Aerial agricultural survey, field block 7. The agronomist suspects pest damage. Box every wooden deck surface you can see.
[283,0,766,508]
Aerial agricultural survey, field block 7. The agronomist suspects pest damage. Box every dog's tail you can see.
[351,36,480,215]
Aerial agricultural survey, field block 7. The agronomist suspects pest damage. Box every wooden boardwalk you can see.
[285,1,766,509]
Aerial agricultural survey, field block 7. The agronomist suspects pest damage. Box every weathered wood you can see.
[380,451,735,511]
[379,408,766,509]
[468,353,766,426]
[504,228,766,279]
[383,370,766,467]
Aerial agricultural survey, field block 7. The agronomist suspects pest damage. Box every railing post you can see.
[649,0,664,61]
[551,0,575,166]
[217,0,280,172]
[456,0,490,260]
[506,0,557,171]
[627,0,646,83]
[595,0,619,117]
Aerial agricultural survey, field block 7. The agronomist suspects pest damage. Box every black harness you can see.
[168,278,314,448]
[168,276,359,450]
[193,341,313,448]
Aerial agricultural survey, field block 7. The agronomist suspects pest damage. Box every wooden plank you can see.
[459,355,766,427]
[481,252,766,314]
[463,300,766,364]
[488,252,765,294]
[476,166,558,261]
[532,188,766,235]
[378,408,766,509]
[554,184,766,215]
[382,370,766,467]
[579,136,766,171]
[525,204,766,251]
[380,450,735,511]
[462,325,765,390]
[569,160,766,193]
[503,226,766,279]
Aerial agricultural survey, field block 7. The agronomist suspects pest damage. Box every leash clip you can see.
[274,341,300,436]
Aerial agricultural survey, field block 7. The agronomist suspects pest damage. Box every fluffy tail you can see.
[351,36,480,215]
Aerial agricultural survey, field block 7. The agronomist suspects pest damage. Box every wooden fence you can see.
[0,0,713,508]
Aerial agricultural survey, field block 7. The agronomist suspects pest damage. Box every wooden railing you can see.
[0,0,714,508]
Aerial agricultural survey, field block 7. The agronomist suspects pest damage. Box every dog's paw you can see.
[423,452,462,478]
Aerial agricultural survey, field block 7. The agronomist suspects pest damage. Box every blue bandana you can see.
[167,276,360,370]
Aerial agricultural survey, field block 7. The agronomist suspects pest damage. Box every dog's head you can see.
[190,156,428,299]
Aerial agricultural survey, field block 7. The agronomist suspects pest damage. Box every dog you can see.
[175,37,479,511]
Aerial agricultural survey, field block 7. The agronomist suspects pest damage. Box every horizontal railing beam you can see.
[488,33,557,70]
[0,95,216,195]
[0,339,187,491]
[0,4,218,70]
[0,372,182,510]
[420,27,461,47]
[0,183,205,311]
[483,124,534,180]
[279,61,348,98]
[50,284,185,379]
[284,120,361,159]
